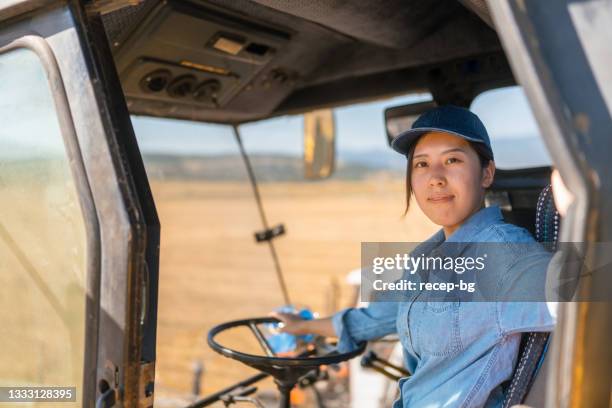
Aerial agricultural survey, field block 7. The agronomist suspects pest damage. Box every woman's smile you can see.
[427,193,455,203]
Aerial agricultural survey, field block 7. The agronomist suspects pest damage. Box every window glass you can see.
[0,48,87,406]
[471,86,552,169]
[133,117,285,400]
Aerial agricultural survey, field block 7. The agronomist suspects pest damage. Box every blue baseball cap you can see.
[391,105,494,160]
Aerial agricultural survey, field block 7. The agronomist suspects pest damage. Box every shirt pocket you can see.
[413,294,462,356]
[458,302,499,347]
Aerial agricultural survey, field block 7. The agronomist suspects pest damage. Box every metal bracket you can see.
[254,224,285,242]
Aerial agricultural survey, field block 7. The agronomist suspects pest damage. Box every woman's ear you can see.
[481,160,495,188]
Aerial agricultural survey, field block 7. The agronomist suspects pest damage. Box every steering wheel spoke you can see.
[248,322,276,357]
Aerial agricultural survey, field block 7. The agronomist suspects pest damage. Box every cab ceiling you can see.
[100,0,509,123]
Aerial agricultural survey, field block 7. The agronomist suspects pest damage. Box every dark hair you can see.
[403,140,493,216]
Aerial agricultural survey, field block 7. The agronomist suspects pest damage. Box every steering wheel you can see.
[208,317,366,408]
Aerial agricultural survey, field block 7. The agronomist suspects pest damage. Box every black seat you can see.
[501,185,559,407]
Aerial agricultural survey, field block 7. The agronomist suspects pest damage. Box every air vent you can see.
[167,75,197,98]
[139,69,171,93]
[194,80,221,103]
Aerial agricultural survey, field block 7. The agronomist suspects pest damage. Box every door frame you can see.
[0,1,160,406]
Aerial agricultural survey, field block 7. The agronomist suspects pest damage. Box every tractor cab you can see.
[0,1,610,407]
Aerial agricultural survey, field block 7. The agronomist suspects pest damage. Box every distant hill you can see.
[139,136,552,182]
[0,136,550,183]
[141,152,405,182]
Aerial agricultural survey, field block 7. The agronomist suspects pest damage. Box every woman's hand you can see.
[270,311,307,335]
[270,312,336,338]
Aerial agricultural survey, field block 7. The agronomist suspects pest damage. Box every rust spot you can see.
[574,113,590,135]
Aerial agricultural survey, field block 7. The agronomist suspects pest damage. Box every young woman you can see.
[274,105,555,407]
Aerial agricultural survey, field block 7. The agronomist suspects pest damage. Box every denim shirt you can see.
[332,206,556,408]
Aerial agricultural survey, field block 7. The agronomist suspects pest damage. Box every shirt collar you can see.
[445,205,503,243]
[414,205,504,257]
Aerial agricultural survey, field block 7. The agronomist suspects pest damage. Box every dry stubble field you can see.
[151,177,437,406]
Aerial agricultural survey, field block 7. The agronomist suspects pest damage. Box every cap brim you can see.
[391,127,486,155]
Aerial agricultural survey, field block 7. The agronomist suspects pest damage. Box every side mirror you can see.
[384,101,436,146]
[303,109,335,180]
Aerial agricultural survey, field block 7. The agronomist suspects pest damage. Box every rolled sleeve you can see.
[497,301,556,335]
[332,302,399,353]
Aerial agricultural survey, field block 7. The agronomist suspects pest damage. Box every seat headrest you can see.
[535,184,560,247]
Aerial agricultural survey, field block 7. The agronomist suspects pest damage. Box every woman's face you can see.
[410,131,495,236]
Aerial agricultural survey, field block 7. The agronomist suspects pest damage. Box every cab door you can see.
[0,1,159,407]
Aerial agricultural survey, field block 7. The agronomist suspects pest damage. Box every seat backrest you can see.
[534,184,560,249]
[501,184,559,408]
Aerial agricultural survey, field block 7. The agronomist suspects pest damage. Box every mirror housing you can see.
[303,109,335,179]
[384,101,436,147]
